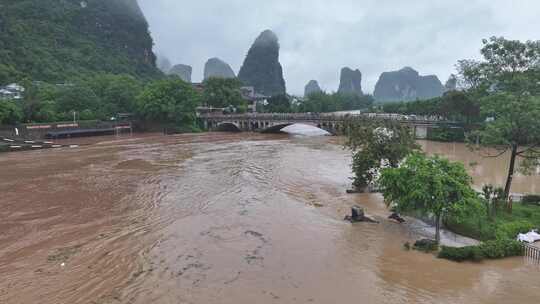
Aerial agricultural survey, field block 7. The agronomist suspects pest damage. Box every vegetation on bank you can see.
[379,152,479,244]
[345,37,540,262]
[377,150,535,262]
[381,90,481,125]
[376,37,540,203]
[201,78,247,112]
[297,92,374,113]
[344,118,419,190]
[438,239,524,262]
[445,201,540,242]
[257,92,374,113]
[0,74,204,132]
[136,78,201,132]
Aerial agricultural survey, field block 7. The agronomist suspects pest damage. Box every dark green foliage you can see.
[18,74,143,123]
[438,239,524,262]
[299,92,374,113]
[445,203,540,241]
[523,195,540,205]
[460,37,540,200]
[346,119,419,190]
[202,78,246,110]
[439,90,481,124]
[413,239,439,253]
[264,94,291,113]
[381,97,442,116]
[0,100,23,124]
[88,74,142,115]
[0,0,161,84]
[494,221,536,240]
[381,91,481,124]
[427,126,465,142]
[136,78,201,129]
[380,153,479,243]
[438,245,484,262]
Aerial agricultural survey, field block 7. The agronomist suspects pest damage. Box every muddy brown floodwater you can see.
[1,133,540,304]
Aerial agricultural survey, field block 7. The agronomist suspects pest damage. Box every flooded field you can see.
[1,133,539,304]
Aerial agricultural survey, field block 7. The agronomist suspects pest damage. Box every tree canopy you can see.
[345,118,419,190]
[379,153,478,243]
[0,100,23,125]
[299,92,374,113]
[202,77,246,111]
[136,78,201,128]
[459,37,540,199]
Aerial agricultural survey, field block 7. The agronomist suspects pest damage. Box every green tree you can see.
[440,90,480,124]
[379,153,478,244]
[459,37,540,200]
[55,84,101,120]
[0,100,23,125]
[264,94,291,113]
[298,92,374,113]
[345,118,419,190]
[88,74,142,115]
[202,77,246,110]
[136,78,200,128]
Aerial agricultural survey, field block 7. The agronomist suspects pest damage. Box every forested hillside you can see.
[0,0,161,84]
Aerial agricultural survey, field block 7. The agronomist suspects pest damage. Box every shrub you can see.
[522,195,540,205]
[480,239,524,259]
[438,239,524,262]
[494,221,536,240]
[427,126,465,142]
[438,245,484,262]
[413,239,439,253]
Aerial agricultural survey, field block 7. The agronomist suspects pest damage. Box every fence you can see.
[524,243,540,262]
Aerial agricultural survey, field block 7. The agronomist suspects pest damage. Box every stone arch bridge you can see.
[201,113,461,139]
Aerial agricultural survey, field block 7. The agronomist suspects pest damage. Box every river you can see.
[1,132,539,304]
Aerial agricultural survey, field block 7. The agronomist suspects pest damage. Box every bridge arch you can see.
[216,122,242,132]
[260,123,293,133]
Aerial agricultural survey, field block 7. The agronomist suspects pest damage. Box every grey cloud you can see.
[139,0,540,95]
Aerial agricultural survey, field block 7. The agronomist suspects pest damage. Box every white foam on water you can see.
[280,123,330,137]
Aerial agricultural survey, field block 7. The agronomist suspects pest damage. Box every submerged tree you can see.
[345,118,419,191]
[379,153,478,244]
[458,37,540,200]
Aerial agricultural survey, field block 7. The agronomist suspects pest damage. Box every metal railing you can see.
[200,112,455,125]
[524,243,540,262]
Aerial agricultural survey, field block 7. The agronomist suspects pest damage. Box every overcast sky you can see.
[139,0,540,95]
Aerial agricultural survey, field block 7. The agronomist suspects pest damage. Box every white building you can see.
[0,83,24,100]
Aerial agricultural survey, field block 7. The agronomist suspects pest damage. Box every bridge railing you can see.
[200,112,454,124]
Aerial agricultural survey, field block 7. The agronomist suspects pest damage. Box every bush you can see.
[413,239,439,253]
[438,245,484,262]
[427,126,465,142]
[480,239,524,259]
[438,239,524,262]
[494,221,536,240]
[522,195,540,205]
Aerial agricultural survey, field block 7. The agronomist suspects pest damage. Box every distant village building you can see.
[194,83,268,114]
[0,83,25,100]
[240,86,269,113]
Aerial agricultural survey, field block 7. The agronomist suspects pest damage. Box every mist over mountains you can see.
[139,0,540,95]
